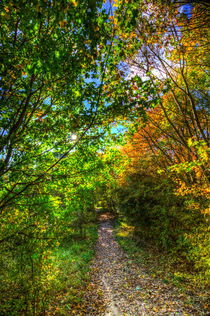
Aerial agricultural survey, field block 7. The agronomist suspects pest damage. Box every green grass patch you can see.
[46,224,98,314]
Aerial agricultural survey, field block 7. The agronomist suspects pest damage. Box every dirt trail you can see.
[83,213,205,315]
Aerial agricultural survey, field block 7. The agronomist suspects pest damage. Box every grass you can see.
[46,223,98,314]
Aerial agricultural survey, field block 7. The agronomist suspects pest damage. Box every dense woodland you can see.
[0,0,209,314]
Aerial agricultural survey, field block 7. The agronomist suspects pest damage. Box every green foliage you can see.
[0,223,98,315]
[0,142,109,313]
[111,168,209,287]
[0,0,140,311]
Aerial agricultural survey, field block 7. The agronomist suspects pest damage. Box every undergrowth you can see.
[0,223,98,315]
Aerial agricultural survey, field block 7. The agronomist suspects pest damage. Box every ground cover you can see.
[46,224,98,315]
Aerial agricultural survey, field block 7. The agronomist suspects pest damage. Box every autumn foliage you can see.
[108,0,209,286]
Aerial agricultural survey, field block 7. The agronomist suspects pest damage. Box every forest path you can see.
[82,213,204,315]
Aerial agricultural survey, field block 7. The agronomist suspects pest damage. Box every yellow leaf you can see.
[72,0,77,6]
[36,5,42,12]
[59,20,67,28]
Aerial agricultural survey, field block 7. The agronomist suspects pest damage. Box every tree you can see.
[106,0,209,286]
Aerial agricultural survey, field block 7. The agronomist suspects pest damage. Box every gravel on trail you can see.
[82,213,206,315]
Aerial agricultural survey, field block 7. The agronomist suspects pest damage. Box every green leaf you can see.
[55,51,60,58]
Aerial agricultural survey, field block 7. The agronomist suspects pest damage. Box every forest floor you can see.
[79,212,207,316]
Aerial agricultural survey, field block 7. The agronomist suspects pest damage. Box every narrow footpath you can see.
[82,213,205,315]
